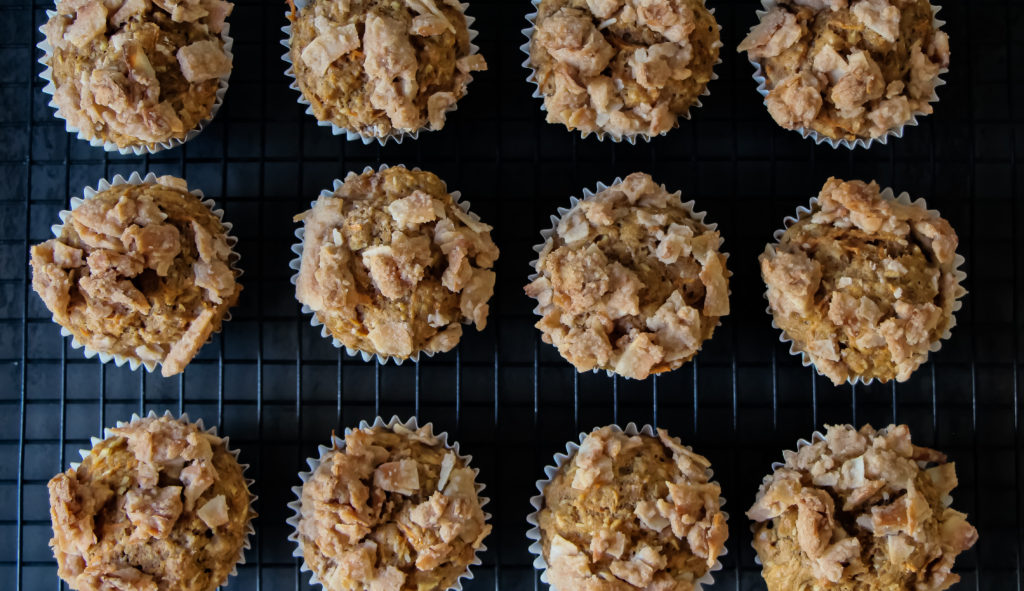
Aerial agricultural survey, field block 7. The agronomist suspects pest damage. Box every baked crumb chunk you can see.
[748,424,977,591]
[295,166,499,360]
[525,173,729,380]
[760,177,959,384]
[289,0,486,138]
[43,0,233,149]
[739,0,948,142]
[47,415,252,591]
[297,424,490,591]
[538,427,727,591]
[528,0,720,140]
[30,179,241,377]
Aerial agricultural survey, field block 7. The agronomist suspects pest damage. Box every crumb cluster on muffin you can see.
[295,422,490,591]
[288,0,486,140]
[527,0,720,140]
[42,0,233,149]
[294,166,498,360]
[30,176,241,377]
[760,177,959,385]
[536,426,728,591]
[48,414,252,591]
[738,0,948,142]
[525,172,729,380]
[748,424,977,591]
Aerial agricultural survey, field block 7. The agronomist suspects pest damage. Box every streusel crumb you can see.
[528,0,720,140]
[748,424,977,591]
[538,426,727,591]
[48,415,252,591]
[30,177,241,377]
[294,166,498,360]
[525,172,729,379]
[296,423,490,591]
[738,0,948,141]
[760,177,959,384]
[42,0,233,149]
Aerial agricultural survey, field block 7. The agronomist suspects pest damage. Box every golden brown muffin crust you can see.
[48,415,252,591]
[525,173,729,380]
[760,177,959,385]
[42,0,233,149]
[294,166,499,360]
[296,424,490,591]
[738,0,949,141]
[537,426,727,591]
[528,0,720,139]
[747,424,977,591]
[288,0,486,138]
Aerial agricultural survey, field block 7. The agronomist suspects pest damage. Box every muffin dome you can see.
[738,0,949,143]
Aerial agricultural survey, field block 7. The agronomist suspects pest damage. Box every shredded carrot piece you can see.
[286,0,297,22]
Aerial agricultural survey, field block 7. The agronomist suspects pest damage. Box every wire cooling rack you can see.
[1,0,1021,589]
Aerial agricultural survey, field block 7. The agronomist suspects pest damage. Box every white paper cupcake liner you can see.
[520,0,723,144]
[68,410,256,583]
[527,176,731,379]
[744,0,947,150]
[763,187,967,386]
[37,14,233,155]
[748,426,959,569]
[287,415,490,591]
[289,163,488,365]
[280,0,482,146]
[47,171,243,373]
[526,423,727,590]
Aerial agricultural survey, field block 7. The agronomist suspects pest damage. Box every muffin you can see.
[531,425,728,591]
[525,0,721,141]
[286,0,486,142]
[293,165,499,361]
[30,174,242,377]
[737,0,949,145]
[48,413,253,591]
[291,420,490,591]
[41,0,234,151]
[524,172,729,380]
[748,424,978,591]
[760,177,961,385]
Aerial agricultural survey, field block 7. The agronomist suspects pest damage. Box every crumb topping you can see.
[538,427,727,591]
[48,415,252,591]
[525,172,729,380]
[297,424,490,591]
[42,0,233,149]
[747,424,977,591]
[30,177,241,377]
[295,166,499,360]
[760,177,959,384]
[737,0,948,141]
[528,0,720,140]
[289,0,486,138]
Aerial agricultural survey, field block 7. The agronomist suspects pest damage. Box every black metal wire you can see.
[4,0,1023,590]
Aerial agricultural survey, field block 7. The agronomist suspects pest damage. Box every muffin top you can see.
[737,0,949,142]
[760,177,959,385]
[527,0,720,140]
[537,426,727,591]
[48,415,252,591]
[525,173,729,380]
[30,176,241,377]
[747,424,978,591]
[296,423,490,591]
[294,166,498,360]
[42,0,233,149]
[288,0,487,139]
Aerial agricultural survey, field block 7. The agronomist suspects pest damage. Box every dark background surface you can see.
[1,0,1022,589]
